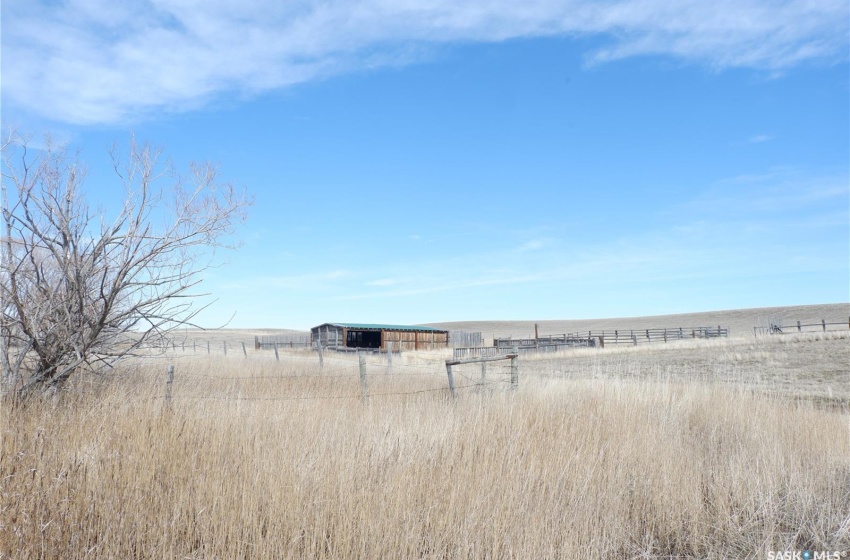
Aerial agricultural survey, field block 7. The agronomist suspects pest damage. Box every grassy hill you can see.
[427,303,848,341]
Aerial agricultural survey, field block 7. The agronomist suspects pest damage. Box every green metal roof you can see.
[314,322,447,332]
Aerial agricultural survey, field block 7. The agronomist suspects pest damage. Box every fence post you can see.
[165,364,174,407]
[632,334,637,346]
[797,321,801,332]
[317,340,324,370]
[822,319,827,332]
[273,342,280,362]
[446,364,457,399]
[510,347,519,391]
[359,353,369,403]
[386,342,393,374]
[241,342,247,358]
[663,330,667,343]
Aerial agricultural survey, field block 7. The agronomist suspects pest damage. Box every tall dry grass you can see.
[2,339,849,559]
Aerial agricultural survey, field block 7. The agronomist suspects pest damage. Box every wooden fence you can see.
[753,318,850,337]
[493,326,728,350]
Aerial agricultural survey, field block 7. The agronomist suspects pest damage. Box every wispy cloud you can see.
[200,162,848,327]
[687,167,850,216]
[516,239,548,252]
[336,273,543,301]
[748,134,774,144]
[222,269,350,290]
[3,0,847,125]
[366,278,398,287]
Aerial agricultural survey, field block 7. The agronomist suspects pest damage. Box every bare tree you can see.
[1,131,251,397]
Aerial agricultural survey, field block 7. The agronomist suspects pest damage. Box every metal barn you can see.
[310,323,449,351]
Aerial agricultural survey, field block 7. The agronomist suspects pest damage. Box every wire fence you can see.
[106,348,517,405]
[752,318,850,337]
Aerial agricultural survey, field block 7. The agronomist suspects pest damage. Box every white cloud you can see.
[2,0,846,125]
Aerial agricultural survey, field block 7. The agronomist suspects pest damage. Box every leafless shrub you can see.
[1,131,251,397]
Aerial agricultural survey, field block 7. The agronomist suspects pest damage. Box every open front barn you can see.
[311,323,449,351]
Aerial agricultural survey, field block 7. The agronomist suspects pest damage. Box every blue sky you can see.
[2,0,848,329]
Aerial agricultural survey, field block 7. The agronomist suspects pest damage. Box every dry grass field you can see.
[2,307,849,559]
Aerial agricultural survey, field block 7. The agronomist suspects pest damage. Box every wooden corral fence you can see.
[753,318,850,337]
[491,326,728,352]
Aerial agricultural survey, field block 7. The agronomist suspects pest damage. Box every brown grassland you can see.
[1,306,849,559]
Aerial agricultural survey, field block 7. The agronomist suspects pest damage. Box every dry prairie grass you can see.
[2,335,849,559]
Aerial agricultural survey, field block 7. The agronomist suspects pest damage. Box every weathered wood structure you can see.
[310,323,449,351]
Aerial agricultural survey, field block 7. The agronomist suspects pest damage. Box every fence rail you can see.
[454,340,595,360]
[492,326,728,350]
[753,318,850,337]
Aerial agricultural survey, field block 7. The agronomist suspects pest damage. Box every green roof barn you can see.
[310,323,448,351]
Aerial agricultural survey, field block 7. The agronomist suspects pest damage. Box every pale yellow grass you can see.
[2,335,849,559]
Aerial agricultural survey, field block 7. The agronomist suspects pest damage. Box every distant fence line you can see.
[753,318,850,337]
[152,325,741,359]
[255,335,312,349]
[492,326,728,351]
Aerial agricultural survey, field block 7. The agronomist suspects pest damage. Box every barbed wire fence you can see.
[102,343,520,405]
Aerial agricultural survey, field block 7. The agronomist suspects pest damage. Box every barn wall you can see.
[382,330,416,351]
[381,330,448,351]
